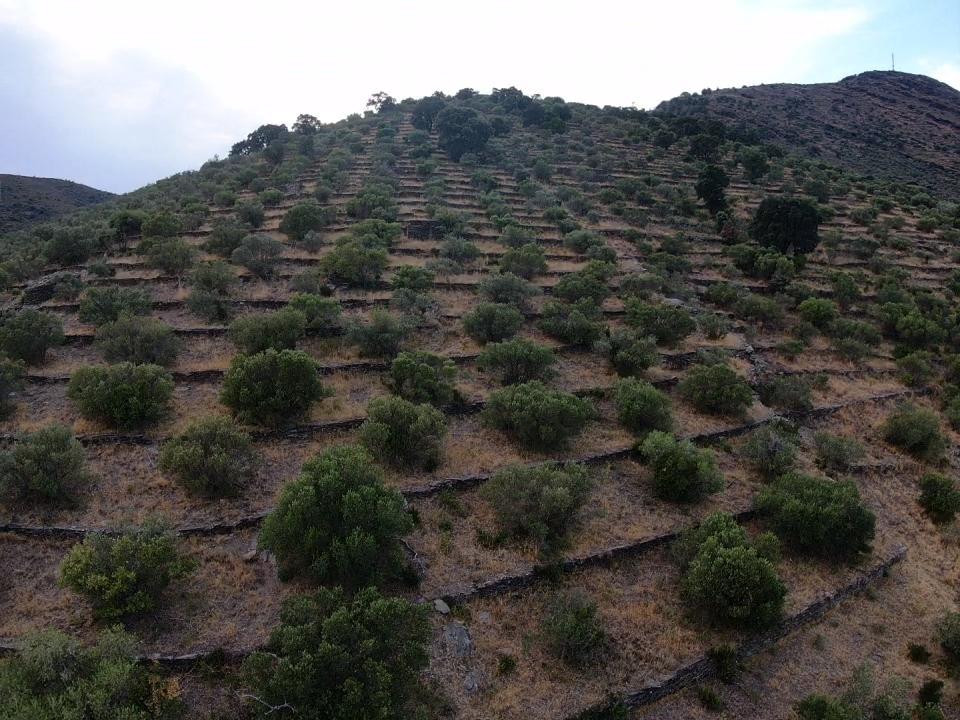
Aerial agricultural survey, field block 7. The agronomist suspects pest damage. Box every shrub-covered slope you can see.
[0,173,114,234]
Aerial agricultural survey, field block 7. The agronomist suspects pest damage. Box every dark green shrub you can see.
[159,416,257,498]
[478,272,540,309]
[938,611,960,660]
[463,302,523,343]
[0,356,24,418]
[896,351,935,387]
[605,329,658,377]
[625,300,695,345]
[501,243,547,279]
[750,196,820,254]
[436,105,493,161]
[288,293,342,333]
[813,432,865,473]
[258,188,283,207]
[59,523,195,621]
[697,686,725,712]
[231,234,283,278]
[348,310,410,358]
[741,425,798,480]
[541,590,606,668]
[483,381,594,450]
[755,472,876,560]
[320,239,388,287]
[0,424,91,504]
[641,430,723,503]
[141,211,180,238]
[242,587,428,719]
[481,463,592,554]
[0,627,182,720]
[205,218,247,256]
[733,294,785,325]
[229,308,306,353]
[143,237,195,277]
[235,201,265,228]
[258,445,413,584]
[538,299,605,345]
[563,230,603,254]
[553,268,611,304]
[614,378,673,435]
[220,349,327,425]
[798,298,839,329]
[477,338,556,385]
[695,164,729,214]
[359,396,446,470]
[0,309,64,365]
[187,260,235,322]
[280,201,333,241]
[707,644,741,683]
[385,351,458,406]
[392,265,434,293]
[79,286,151,326]
[918,473,960,523]
[795,695,860,720]
[882,404,946,461]
[757,374,816,412]
[68,363,174,429]
[51,272,85,300]
[678,364,753,416]
[95,316,180,365]
[345,183,398,221]
[681,532,785,629]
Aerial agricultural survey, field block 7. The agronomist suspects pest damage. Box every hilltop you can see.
[0,87,958,719]
[0,173,113,234]
[656,71,960,197]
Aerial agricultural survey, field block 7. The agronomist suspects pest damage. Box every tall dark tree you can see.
[293,114,321,135]
[230,124,288,156]
[435,106,493,161]
[366,91,397,113]
[749,197,821,254]
[695,165,730,215]
[410,94,447,131]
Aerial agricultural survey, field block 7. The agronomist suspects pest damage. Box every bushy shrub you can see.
[59,524,195,621]
[896,351,935,387]
[757,374,816,412]
[231,234,283,279]
[320,239,388,287]
[0,627,182,720]
[187,260,236,322]
[0,356,24,418]
[477,338,556,384]
[677,513,785,629]
[538,299,605,345]
[436,105,493,161]
[918,473,960,523]
[541,590,606,667]
[68,363,174,429]
[229,307,306,353]
[95,316,180,365]
[220,349,327,426]
[938,612,960,661]
[51,272,85,300]
[141,211,180,238]
[553,267,611,304]
[0,309,64,365]
[288,293,342,333]
[348,310,410,358]
[741,425,798,480]
[679,364,753,416]
[749,196,820,254]
[242,587,428,720]
[463,302,523,343]
[258,445,413,584]
[235,201,265,228]
[640,430,723,503]
[882,404,946,461]
[159,416,257,498]
[482,463,592,554]
[143,237,195,277]
[359,396,446,470]
[794,695,860,720]
[606,329,658,377]
[626,300,695,345]
[385,351,458,406]
[813,432,865,473]
[614,378,673,435]
[755,472,876,560]
[205,218,248,256]
[500,243,547,279]
[392,265,434,293]
[797,298,839,329]
[280,201,334,241]
[478,272,540,309]
[733,294,785,325]
[483,381,594,450]
[79,286,151,326]
[0,424,91,504]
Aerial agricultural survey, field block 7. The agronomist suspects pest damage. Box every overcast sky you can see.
[1,0,958,194]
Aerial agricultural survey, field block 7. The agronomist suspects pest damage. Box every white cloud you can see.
[931,62,960,91]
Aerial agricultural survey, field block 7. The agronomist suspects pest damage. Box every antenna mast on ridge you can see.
[891,53,895,71]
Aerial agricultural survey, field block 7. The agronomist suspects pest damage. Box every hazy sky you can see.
[1,0,958,194]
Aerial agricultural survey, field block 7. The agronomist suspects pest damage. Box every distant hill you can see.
[0,174,114,234]
[656,71,960,197]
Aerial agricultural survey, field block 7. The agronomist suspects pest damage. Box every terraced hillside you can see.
[1,90,959,719]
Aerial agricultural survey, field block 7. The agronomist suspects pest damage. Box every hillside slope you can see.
[656,71,960,197]
[0,173,113,234]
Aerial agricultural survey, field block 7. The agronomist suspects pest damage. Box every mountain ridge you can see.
[0,173,114,234]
